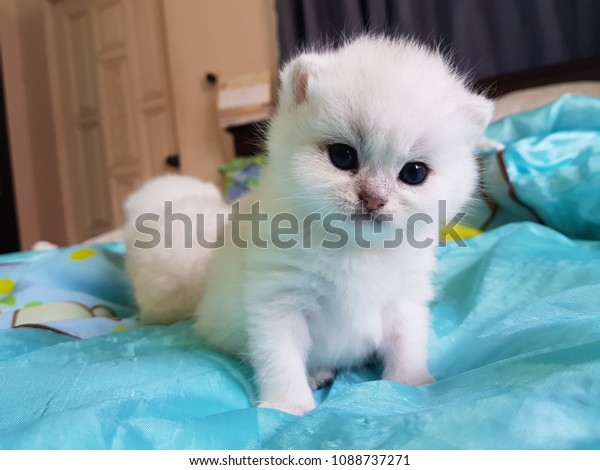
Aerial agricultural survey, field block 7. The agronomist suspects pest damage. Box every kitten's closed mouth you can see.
[351,210,392,225]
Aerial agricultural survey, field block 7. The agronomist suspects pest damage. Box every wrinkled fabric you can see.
[1,223,600,449]
[485,94,600,239]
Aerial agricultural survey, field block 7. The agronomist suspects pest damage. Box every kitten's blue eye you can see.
[328,143,358,171]
[399,162,429,185]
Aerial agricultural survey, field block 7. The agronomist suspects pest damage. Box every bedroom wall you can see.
[162,0,279,183]
[0,0,68,248]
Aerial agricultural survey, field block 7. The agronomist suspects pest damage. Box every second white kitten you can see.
[125,36,493,415]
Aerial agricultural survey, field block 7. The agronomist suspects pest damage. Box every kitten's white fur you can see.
[124,36,493,415]
[124,175,230,325]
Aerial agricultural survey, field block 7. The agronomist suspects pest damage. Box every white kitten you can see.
[124,36,493,415]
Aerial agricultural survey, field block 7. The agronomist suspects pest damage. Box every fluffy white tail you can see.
[124,175,230,324]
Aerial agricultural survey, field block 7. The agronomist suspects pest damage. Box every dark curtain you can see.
[276,0,600,78]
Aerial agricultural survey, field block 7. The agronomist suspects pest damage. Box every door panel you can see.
[45,0,178,242]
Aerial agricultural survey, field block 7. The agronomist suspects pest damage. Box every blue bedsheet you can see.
[1,95,600,449]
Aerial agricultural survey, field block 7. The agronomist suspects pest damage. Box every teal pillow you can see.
[481,94,600,240]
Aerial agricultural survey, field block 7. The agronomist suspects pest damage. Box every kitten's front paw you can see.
[383,367,435,386]
[259,397,316,416]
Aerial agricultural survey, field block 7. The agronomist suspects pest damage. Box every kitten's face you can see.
[267,37,493,238]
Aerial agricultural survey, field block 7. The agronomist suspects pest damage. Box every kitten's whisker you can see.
[271,196,323,201]
[285,201,328,212]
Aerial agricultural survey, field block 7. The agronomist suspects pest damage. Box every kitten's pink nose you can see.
[359,193,387,212]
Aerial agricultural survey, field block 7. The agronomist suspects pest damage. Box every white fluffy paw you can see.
[308,369,335,390]
[259,398,316,416]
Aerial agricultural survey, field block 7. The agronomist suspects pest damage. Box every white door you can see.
[44,0,178,243]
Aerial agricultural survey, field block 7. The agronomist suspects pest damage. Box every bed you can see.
[1,64,600,450]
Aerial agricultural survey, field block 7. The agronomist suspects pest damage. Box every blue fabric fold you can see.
[1,223,600,449]
[485,95,600,239]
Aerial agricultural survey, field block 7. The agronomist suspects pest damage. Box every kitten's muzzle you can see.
[359,193,387,213]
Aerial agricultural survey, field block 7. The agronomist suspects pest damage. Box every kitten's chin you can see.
[350,210,393,224]
[340,212,401,244]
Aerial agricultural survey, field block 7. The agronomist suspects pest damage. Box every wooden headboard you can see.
[475,56,600,98]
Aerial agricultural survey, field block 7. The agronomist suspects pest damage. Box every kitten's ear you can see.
[280,54,323,106]
[464,92,495,137]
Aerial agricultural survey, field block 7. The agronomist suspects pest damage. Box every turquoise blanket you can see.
[1,95,600,449]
